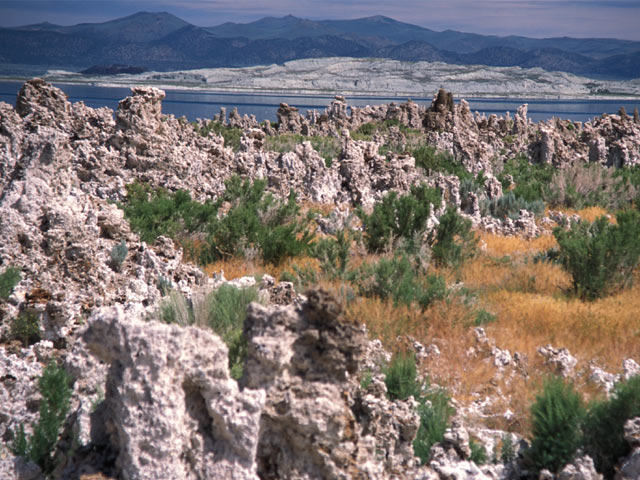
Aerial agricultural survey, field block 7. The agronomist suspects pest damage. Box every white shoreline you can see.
[2,57,640,101]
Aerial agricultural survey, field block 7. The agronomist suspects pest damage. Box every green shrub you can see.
[156,275,172,296]
[10,311,40,347]
[527,376,585,474]
[480,192,545,220]
[614,165,640,209]
[356,122,376,136]
[498,154,554,203]
[280,264,318,292]
[553,211,640,299]
[203,285,259,379]
[412,146,472,181]
[500,434,516,463]
[470,438,488,465]
[309,230,351,279]
[121,177,311,265]
[159,291,194,326]
[360,370,373,390]
[384,352,422,401]
[202,177,312,265]
[265,133,340,167]
[121,182,217,244]
[430,207,478,269]
[474,309,496,327]
[194,121,243,151]
[109,240,128,272]
[13,361,72,474]
[356,256,446,309]
[414,386,454,464]
[583,375,640,478]
[383,353,454,465]
[0,266,21,300]
[358,184,441,253]
[546,163,636,210]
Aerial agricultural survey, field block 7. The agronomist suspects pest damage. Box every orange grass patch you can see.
[553,206,611,223]
[203,255,323,281]
[463,255,570,295]
[479,232,557,257]
[485,286,640,372]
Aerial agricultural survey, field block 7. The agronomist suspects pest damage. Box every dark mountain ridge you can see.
[2,12,639,80]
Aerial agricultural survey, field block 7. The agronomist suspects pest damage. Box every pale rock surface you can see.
[242,289,424,479]
[538,345,578,378]
[83,305,265,480]
[616,417,640,480]
[588,364,618,393]
[623,358,640,380]
[558,456,602,480]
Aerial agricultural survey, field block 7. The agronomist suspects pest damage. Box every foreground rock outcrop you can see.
[83,306,265,480]
[74,290,426,479]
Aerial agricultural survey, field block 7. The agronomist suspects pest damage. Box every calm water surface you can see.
[1,81,638,124]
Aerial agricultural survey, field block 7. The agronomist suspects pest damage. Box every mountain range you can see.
[1,11,639,79]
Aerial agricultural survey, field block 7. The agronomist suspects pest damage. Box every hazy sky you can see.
[1,0,640,40]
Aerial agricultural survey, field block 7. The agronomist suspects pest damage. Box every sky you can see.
[1,0,640,41]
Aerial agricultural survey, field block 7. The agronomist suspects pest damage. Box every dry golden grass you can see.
[479,232,557,257]
[487,286,640,372]
[463,255,570,296]
[364,231,638,434]
[203,256,265,280]
[203,255,324,282]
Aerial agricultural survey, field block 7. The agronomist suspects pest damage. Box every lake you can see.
[1,81,638,124]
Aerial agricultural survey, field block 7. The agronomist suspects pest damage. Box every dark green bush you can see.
[13,361,72,474]
[356,122,376,136]
[0,265,21,300]
[480,191,546,220]
[553,211,640,299]
[430,207,478,269]
[309,230,351,279]
[470,438,488,464]
[500,434,516,463]
[527,376,585,474]
[583,375,640,478]
[121,183,216,244]
[474,309,497,327]
[121,177,311,265]
[204,284,259,379]
[358,184,441,253]
[414,385,454,464]
[412,146,472,181]
[384,352,422,401]
[614,165,640,210]
[279,264,318,292]
[202,177,312,265]
[383,353,453,464]
[194,121,243,151]
[156,275,172,296]
[498,154,554,203]
[10,311,40,347]
[265,133,340,167]
[356,256,447,309]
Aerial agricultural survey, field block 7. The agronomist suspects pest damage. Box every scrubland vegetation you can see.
[116,119,640,476]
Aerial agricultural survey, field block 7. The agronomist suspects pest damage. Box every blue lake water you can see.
[0,81,638,124]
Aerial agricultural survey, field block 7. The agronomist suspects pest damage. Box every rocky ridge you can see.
[0,79,639,479]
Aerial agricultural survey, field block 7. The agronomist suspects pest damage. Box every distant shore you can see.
[2,57,639,101]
